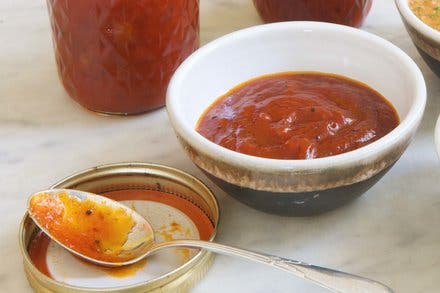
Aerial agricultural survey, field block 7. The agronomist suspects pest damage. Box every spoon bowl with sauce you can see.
[28,189,393,292]
[28,189,154,266]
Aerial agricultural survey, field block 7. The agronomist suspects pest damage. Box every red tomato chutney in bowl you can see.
[196,72,399,160]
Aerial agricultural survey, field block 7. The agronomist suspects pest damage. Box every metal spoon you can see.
[28,189,393,293]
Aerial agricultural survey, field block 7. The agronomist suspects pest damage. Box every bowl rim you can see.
[167,21,426,172]
[395,0,440,42]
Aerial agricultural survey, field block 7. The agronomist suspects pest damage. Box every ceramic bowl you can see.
[167,22,426,216]
[395,0,440,77]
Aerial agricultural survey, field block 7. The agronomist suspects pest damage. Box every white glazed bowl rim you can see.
[167,22,426,173]
[395,0,440,42]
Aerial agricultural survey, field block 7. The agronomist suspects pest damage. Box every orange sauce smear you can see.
[158,221,193,264]
[99,259,148,278]
[28,231,51,277]
[28,230,148,279]
[29,191,135,262]
[28,189,215,279]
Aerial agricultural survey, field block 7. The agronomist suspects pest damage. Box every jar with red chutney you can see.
[46,0,199,114]
[253,0,372,28]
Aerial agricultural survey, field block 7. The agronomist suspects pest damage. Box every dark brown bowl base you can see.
[416,46,440,77]
[204,165,393,216]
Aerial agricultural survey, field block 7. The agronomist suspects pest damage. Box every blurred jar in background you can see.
[253,0,372,28]
[46,0,199,114]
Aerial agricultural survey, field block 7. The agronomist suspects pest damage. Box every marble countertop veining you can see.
[1,0,439,292]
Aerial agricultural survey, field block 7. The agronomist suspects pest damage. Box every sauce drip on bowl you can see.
[196,72,399,160]
[28,191,135,262]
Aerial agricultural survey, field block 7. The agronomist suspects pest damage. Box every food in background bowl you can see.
[167,22,426,216]
[395,0,440,76]
[253,0,372,27]
[409,0,440,31]
[196,72,399,160]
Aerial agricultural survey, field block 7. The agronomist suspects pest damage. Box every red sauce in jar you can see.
[47,0,199,114]
[196,72,399,160]
[253,0,372,27]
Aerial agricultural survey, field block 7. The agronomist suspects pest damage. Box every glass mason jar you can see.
[253,0,372,28]
[46,0,199,114]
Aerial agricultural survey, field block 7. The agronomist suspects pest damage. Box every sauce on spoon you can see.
[28,190,146,263]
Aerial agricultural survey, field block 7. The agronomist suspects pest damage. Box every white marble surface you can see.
[1,0,439,292]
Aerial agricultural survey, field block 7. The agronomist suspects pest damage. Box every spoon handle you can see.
[149,240,393,293]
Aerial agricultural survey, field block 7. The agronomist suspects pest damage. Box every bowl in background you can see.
[253,0,372,27]
[167,22,426,216]
[395,0,440,77]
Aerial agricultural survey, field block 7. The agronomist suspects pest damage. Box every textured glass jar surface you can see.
[47,0,199,114]
[253,0,372,27]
